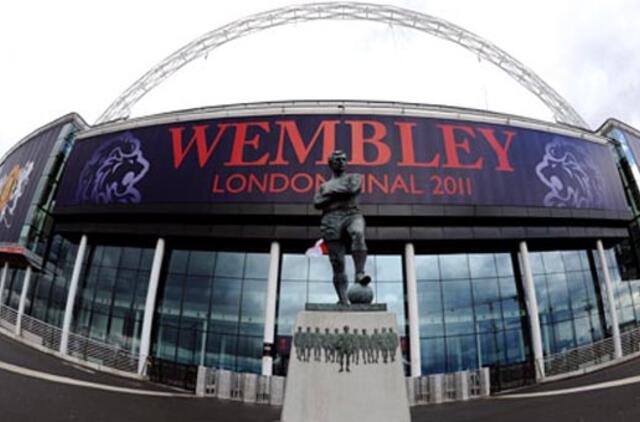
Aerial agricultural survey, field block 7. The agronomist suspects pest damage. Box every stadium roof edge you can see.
[77,100,607,145]
[0,113,89,165]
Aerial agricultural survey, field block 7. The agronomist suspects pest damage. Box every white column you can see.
[60,234,88,354]
[0,262,9,305]
[596,240,623,359]
[138,237,165,375]
[15,266,32,335]
[404,243,422,377]
[519,241,545,380]
[261,241,280,376]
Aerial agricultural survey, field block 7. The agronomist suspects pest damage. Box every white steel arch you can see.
[97,2,588,128]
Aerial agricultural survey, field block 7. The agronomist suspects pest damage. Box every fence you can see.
[406,368,491,405]
[195,367,286,406]
[0,303,139,376]
[5,298,640,400]
[195,365,489,407]
[543,325,640,379]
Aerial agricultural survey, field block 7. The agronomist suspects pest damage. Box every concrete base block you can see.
[242,373,258,403]
[217,369,232,400]
[406,377,416,406]
[195,365,206,397]
[270,375,285,406]
[456,371,469,401]
[479,367,491,397]
[281,310,410,422]
[429,373,443,404]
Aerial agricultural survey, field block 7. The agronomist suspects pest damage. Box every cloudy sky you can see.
[1,0,638,155]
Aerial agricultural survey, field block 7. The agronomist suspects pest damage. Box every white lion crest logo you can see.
[535,140,603,208]
[76,132,150,204]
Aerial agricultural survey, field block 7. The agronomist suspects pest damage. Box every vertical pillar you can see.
[60,234,88,354]
[0,262,9,305]
[519,241,545,380]
[15,266,32,335]
[405,243,422,377]
[596,240,623,359]
[262,241,280,376]
[138,237,165,375]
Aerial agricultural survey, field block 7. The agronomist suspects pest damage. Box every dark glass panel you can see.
[205,333,238,370]
[440,254,469,280]
[495,254,514,277]
[308,256,333,282]
[244,254,269,280]
[101,246,122,268]
[168,250,189,274]
[376,256,402,282]
[415,255,439,281]
[209,277,241,335]
[504,329,526,363]
[418,281,443,337]
[421,337,445,374]
[187,251,216,276]
[376,282,405,328]
[120,247,142,270]
[442,281,473,335]
[308,282,335,305]
[236,336,263,373]
[281,255,308,281]
[469,254,497,279]
[182,276,211,319]
[214,252,245,278]
[277,282,306,337]
[239,280,267,336]
[446,335,477,371]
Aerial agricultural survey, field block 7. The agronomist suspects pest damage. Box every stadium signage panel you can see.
[55,114,628,211]
[0,123,64,244]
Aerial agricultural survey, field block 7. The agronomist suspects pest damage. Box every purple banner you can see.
[55,114,628,211]
[0,123,64,244]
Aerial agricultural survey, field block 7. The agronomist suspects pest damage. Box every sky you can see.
[1,0,639,156]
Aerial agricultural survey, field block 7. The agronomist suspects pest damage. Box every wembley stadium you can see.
[1,3,640,399]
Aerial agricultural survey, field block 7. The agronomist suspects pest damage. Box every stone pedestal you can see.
[281,307,410,422]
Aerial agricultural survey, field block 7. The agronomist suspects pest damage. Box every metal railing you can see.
[0,303,139,375]
[0,305,18,330]
[543,325,640,378]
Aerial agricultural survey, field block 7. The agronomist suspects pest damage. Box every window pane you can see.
[469,254,497,279]
[440,255,469,280]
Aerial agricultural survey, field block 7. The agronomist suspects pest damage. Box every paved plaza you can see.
[1,333,640,422]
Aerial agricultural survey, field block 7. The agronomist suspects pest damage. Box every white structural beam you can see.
[596,240,623,359]
[138,237,165,375]
[15,266,32,335]
[262,241,281,376]
[0,262,8,305]
[404,243,422,377]
[60,234,88,355]
[518,241,545,380]
[96,2,587,128]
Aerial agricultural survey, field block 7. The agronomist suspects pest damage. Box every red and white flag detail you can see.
[305,239,328,257]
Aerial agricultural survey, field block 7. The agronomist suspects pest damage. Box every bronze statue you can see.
[314,150,372,305]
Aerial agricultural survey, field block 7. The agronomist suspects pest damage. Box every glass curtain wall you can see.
[152,250,269,374]
[1,268,26,309]
[25,234,78,327]
[275,254,405,375]
[528,250,604,356]
[594,248,640,332]
[71,244,154,353]
[415,253,527,375]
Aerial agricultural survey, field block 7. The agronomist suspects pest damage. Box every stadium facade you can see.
[1,100,640,391]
